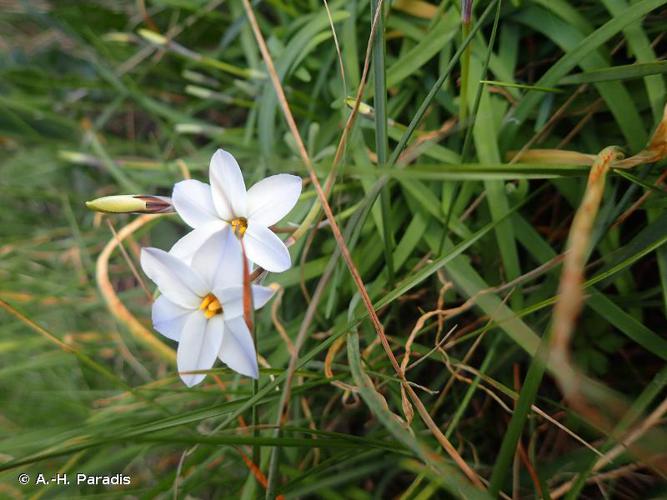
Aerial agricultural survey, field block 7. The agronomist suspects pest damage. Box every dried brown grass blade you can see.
[550,106,667,396]
[507,149,596,165]
[548,107,667,474]
[240,0,484,487]
[550,397,667,498]
[615,102,667,168]
[512,103,667,169]
[0,298,74,353]
[550,146,623,388]
[96,214,175,361]
[240,239,254,333]
[324,335,358,393]
[237,448,285,500]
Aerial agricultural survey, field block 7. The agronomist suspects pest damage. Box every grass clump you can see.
[1,1,666,498]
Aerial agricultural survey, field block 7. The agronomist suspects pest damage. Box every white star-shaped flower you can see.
[140,229,274,386]
[170,148,302,273]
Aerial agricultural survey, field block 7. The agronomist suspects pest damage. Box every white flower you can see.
[140,229,274,386]
[170,148,302,273]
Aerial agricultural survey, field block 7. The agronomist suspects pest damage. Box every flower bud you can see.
[344,97,374,118]
[85,195,173,214]
[138,29,168,46]
[461,0,473,24]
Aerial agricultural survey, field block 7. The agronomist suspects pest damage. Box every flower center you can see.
[199,293,223,319]
[231,217,248,239]
[231,217,248,238]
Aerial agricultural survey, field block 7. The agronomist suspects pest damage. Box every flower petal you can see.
[219,316,258,379]
[209,149,247,220]
[252,285,275,310]
[244,221,291,272]
[177,312,223,387]
[152,295,191,341]
[247,174,302,226]
[169,221,227,266]
[212,284,272,320]
[141,247,207,308]
[212,286,244,319]
[172,179,219,228]
[191,226,244,290]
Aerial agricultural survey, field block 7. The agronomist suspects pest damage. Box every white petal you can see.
[219,316,258,379]
[177,312,224,387]
[140,248,207,308]
[209,149,247,220]
[152,295,191,341]
[247,174,302,226]
[172,179,219,228]
[212,285,274,320]
[169,221,227,266]
[252,285,275,310]
[244,221,291,273]
[191,226,244,290]
[213,286,245,319]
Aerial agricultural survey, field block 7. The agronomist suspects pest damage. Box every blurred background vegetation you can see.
[1,0,666,498]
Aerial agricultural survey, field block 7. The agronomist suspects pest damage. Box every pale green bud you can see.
[138,29,167,46]
[85,195,173,214]
[344,98,374,118]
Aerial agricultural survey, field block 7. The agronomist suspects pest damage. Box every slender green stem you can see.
[439,0,502,256]
[292,0,497,255]
[460,0,502,163]
[343,0,501,270]
[488,331,550,496]
[444,335,500,438]
[459,0,474,125]
[372,0,395,284]
[564,366,667,499]
[388,0,499,167]
[252,378,259,478]
[459,20,471,125]
[241,238,261,493]
[266,427,280,499]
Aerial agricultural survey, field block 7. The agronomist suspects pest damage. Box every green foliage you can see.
[1,0,666,499]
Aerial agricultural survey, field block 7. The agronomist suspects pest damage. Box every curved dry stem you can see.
[550,146,623,396]
[324,335,359,393]
[548,107,667,474]
[550,397,667,498]
[96,214,174,361]
[241,0,484,488]
[270,285,295,356]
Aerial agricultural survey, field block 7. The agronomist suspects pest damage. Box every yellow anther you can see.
[199,294,214,310]
[207,301,222,313]
[199,293,222,319]
[231,217,248,238]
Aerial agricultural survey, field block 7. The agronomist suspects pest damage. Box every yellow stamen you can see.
[231,217,248,238]
[199,293,222,319]
[199,294,213,310]
[207,301,221,313]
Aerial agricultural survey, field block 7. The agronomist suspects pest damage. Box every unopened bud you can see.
[345,97,374,118]
[185,85,213,99]
[175,123,225,136]
[138,29,168,46]
[183,70,220,87]
[103,32,135,43]
[461,0,473,24]
[85,195,173,214]
[59,150,97,165]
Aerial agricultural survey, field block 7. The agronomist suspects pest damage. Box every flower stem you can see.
[240,238,260,488]
[252,377,260,481]
[459,0,473,125]
[371,0,395,285]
